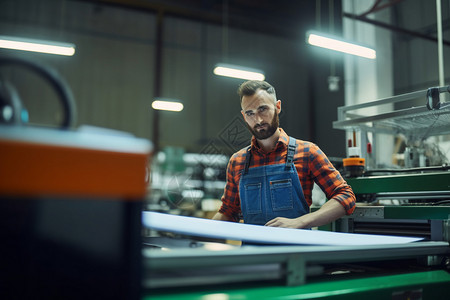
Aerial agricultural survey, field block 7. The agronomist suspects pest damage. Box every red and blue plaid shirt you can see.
[218,128,356,222]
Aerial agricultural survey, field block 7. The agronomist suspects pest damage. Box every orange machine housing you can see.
[0,126,152,300]
[343,156,366,177]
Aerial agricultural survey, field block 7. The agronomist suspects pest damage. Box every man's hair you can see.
[237,80,276,103]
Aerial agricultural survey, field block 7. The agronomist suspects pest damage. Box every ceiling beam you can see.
[73,0,304,39]
[343,12,450,47]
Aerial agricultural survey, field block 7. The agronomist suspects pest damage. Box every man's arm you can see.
[265,199,345,228]
[211,152,243,223]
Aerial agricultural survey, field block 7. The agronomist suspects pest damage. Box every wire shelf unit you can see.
[333,86,450,142]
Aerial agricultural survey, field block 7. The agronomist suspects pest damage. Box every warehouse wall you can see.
[343,0,395,166]
[342,0,450,164]
[393,0,450,94]
[160,15,327,154]
[0,0,347,157]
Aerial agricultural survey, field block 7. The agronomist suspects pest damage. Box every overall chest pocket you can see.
[243,182,262,214]
[269,179,293,211]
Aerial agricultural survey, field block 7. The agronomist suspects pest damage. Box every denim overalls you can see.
[239,137,310,225]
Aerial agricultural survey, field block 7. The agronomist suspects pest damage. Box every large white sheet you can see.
[142,212,423,246]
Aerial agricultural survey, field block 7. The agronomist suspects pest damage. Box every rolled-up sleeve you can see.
[218,155,242,222]
[309,144,356,215]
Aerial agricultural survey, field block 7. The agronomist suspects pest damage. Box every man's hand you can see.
[212,212,232,221]
[265,217,306,229]
[265,199,346,229]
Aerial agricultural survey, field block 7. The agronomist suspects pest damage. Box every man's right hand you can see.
[212,212,231,221]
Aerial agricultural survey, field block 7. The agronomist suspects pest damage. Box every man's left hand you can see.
[265,199,346,229]
[265,217,305,229]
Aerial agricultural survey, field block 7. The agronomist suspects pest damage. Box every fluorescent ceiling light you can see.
[0,35,75,56]
[152,99,184,112]
[306,31,376,59]
[213,63,265,80]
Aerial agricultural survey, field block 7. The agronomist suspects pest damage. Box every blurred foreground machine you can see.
[0,126,152,300]
[0,56,152,300]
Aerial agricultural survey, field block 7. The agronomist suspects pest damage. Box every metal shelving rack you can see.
[333,86,450,164]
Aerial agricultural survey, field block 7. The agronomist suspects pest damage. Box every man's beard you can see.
[246,110,279,140]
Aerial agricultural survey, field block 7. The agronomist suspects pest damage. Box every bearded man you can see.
[213,80,356,229]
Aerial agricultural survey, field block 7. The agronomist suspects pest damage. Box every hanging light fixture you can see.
[306,31,376,59]
[0,35,75,56]
[213,0,265,81]
[213,63,265,81]
[152,99,184,112]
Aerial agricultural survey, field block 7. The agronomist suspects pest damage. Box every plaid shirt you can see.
[218,128,356,222]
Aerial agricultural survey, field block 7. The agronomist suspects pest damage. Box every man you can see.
[213,80,355,228]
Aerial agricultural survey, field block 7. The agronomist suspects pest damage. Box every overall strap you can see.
[285,136,296,169]
[243,146,252,175]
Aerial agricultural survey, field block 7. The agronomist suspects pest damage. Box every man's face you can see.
[241,89,281,140]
